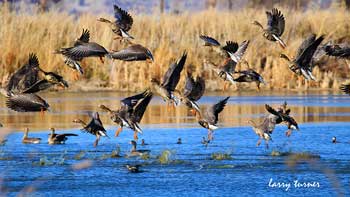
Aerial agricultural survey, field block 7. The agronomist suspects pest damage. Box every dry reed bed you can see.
[0,5,350,92]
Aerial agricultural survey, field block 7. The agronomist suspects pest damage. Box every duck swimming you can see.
[129,140,150,156]
[22,128,41,144]
[48,128,78,144]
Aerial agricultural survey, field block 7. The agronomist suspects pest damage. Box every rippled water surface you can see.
[0,91,349,196]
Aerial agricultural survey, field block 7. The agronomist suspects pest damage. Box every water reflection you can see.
[0,91,349,131]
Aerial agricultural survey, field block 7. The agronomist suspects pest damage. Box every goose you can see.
[126,164,141,173]
[173,72,205,115]
[22,68,69,93]
[280,34,324,80]
[98,5,134,41]
[265,103,299,137]
[151,52,187,108]
[247,120,273,149]
[196,97,229,140]
[55,29,109,76]
[199,35,240,56]
[0,54,50,115]
[100,89,153,140]
[176,138,182,144]
[48,128,78,144]
[108,44,153,62]
[22,128,41,144]
[205,40,250,89]
[129,140,150,156]
[73,112,108,147]
[253,8,286,48]
[234,68,266,90]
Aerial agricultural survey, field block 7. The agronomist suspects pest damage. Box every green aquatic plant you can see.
[157,150,173,164]
[286,152,321,167]
[211,152,232,160]
[140,153,150,160]
[74,151,86,160]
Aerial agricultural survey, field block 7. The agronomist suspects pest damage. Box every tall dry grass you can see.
[0,4,350,92]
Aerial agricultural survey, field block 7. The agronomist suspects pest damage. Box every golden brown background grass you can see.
[0,3,350,92]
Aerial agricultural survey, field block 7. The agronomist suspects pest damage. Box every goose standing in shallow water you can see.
[99,89,153,140]
[55,29,109,76]
[280,34,324,80]
[129,140,150,156]
[196,97,230,140]
[151,52,187,108]
[247,120,273,149]
[173,72,205,115]
[98,5,134,41]
[48,128,78,144]
[22,128,41,144]
[73,112,108,147]
[253,8,286,48]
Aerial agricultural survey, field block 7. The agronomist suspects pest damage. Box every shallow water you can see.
[0,92,350,196]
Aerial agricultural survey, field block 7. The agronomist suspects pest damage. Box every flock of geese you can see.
[1,5,350,163]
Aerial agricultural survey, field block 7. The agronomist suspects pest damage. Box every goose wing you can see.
[7,53,40,93]
[266,8,285,36]
[161,52,187,92]
[114,5,133,32]
[204,96,229,125]
[199,35,221,46]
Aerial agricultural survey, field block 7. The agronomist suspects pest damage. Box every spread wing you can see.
[7,54,40,93]
[296,35,324,69]
[22,80,53,94]
[161,52,187,92]
[54,133,78,141]
[114,5,133,32]
[109,45,151,61]
[221,58,237,73]
[132,92,153,123]
[199,35,221,46]
[340,83,350,95]
[266,8,285,36]
[6,93,48,112]
[222,41,239,53]
[76,29,90,44]
[121,89,150,109]
[60,43,108,60]
[325,44,350,58]
[183,74,205,101]
[228,40,249,63]
[205,96,229,125]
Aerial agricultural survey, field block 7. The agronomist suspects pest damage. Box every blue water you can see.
[1,93,350,196]
[0,121,350,196]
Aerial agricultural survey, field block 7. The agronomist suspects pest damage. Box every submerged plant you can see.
[210,152,232,160]
[157,150,173,164]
